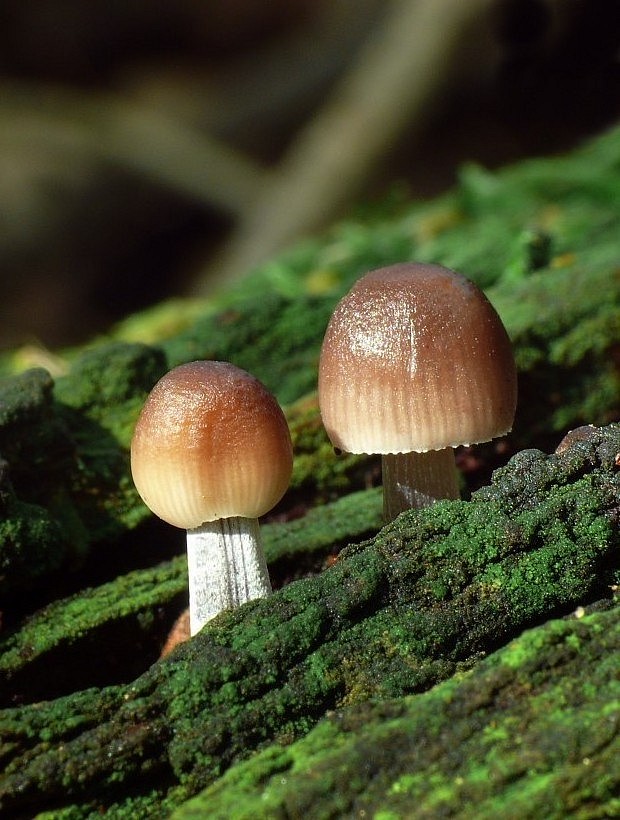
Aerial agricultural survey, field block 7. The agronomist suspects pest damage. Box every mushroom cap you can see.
[130,361,293,528]
[318,263,517,454]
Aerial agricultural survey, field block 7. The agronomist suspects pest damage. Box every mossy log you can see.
[1,425,619,817]
[174,601,620,819]
[1,126,620,817]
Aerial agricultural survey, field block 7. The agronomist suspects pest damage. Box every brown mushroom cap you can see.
[318,263,517,454]
[131,361,293,528]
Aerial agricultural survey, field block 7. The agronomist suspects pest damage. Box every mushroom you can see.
[130,361,293,635]
[318,263,517,520]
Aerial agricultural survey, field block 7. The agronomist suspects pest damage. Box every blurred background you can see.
[1,0,618,351]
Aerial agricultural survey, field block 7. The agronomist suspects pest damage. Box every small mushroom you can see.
[318,263,517,520]
[131,361,293,635]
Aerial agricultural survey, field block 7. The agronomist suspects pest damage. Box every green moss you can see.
[0,424,618,817]
[0,369,78,594]
[53,341,167,446]
[0,367,74,497]
[0,489,68,594]
[262,487,382,565]
[0,557,187,705]
[160,293,334,407]
[0,344,171,597]
[174,603,620,819]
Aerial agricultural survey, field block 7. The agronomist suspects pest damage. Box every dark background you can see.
[0,0,618,350]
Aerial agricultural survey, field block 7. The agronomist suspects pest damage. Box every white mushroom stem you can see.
[382,448,460,521]
[185,516,272,635]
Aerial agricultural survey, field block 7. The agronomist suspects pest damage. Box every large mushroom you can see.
[318,263,517,520]
[131,361,293,635]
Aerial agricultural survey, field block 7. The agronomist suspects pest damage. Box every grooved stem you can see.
[382,448,459,521]
[185,516,272,635]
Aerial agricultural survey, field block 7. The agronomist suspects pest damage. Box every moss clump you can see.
[52,342,169,541]
[0,486,68,597]
[0,367,74,499]
[174,601,620,819]
[0,424,618,817]
[0,368,77,595]
[54,341,167,448]
[0,344,168,601]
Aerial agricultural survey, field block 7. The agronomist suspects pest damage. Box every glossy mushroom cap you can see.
[318,263,517,454]
[131,361,293,528]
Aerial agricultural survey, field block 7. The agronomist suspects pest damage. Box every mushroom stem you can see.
[382,448,460,520]
[186,516,272,635]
